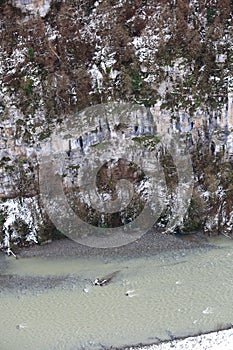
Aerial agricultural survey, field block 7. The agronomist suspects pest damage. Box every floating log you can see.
[94,270,120,286]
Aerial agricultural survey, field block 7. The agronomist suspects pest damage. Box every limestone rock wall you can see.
[0,0,233,248]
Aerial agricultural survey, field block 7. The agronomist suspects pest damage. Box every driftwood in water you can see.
[94,270,120,286]
[6,247,17,259]
[0,247,17,259]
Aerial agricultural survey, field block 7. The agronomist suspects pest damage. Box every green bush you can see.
[28,47,34,61]
[131,72,142,92]
[207,7,216,24]
[25,79,33,96]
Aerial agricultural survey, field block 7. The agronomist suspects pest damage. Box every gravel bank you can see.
[15,229,211,260]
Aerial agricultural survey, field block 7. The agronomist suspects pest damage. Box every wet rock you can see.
[94,270,120,286]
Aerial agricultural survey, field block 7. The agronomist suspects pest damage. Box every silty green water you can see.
[0,236,233,350]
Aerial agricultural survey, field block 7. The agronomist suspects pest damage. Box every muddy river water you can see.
[0,236,233,350]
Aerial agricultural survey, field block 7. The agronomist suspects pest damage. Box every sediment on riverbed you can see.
[15,229,211,259]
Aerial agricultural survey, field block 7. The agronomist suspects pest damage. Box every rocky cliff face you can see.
[0,0,233,249]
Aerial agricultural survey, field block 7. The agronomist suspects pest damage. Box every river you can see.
[0,235,233,350]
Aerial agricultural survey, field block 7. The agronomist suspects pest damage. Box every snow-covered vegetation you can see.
[0,0,232,246]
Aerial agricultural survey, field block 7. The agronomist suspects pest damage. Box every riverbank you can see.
[128,327,233,350]
[15,229,211,260]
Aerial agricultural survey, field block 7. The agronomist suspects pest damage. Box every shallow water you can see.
[0,237,233,350]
